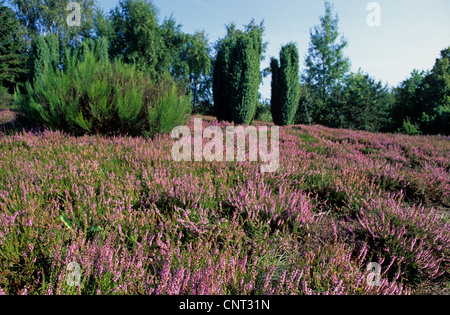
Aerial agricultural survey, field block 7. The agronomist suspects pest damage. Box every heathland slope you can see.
[0,112,449,295]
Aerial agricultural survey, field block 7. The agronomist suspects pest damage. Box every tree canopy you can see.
[213,20,265,125]
[301,1,350,126]
[8,0,96,44]
[0,1,27,92]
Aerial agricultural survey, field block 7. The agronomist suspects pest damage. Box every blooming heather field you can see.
[0,111,449,295]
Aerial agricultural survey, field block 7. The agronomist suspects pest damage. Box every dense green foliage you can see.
[270,43,300,126]
[270,58,281,124]
[27,34,61,81]
[294,1,448,135]
[212,29,232,122]
[92,7,114,39]
[177,31,212,106]
[108,0,211,104]
[2,0,448,136]
[301,1,350,126]
[1,0,450,298]
[16,43,191,137]
[8,0,95,43]
[392,47,450,135]
[0,1,27,92]
[255,100,273,123]
[391,70,426,129]
[332,71,392,132]
[213,21,265,125]
[109,0,167,77]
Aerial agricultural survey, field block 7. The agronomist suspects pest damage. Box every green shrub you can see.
[0,86,15,109]
[148,80,192,135]
[400,118,421,136]
[213,21,265,125]
[254,102,273,123]
[226,34,261,125]
[270,43,300,126]
[28,35,61,82]
[16,44,191,137]
[213,34,233,122]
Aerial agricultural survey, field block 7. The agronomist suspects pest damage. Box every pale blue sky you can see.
[96,0,450,100]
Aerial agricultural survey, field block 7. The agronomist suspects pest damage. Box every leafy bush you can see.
[333,71,392,132]
[254,102,273,122]
[393,47,450,136]
[15,45,191,137]
[421,104,450,136]
[400,118,421,136]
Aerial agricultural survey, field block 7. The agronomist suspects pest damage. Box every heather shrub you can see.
[351,196,450,287]
[296,243,408,295]
[0,117,448,295]
[16,46,191,137]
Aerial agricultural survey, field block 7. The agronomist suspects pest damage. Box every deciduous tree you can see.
[8,0,95,44]
[302,1,349,126]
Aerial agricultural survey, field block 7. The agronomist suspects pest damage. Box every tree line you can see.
[0,0,448,136]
